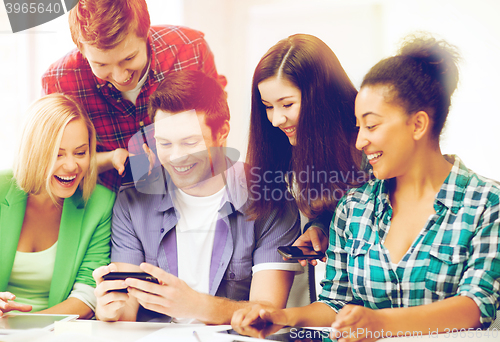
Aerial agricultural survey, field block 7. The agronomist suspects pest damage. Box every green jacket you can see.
[0,170,115,308]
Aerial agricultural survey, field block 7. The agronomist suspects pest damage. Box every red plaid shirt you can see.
[42,25,226,192]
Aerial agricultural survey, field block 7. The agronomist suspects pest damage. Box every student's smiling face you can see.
[154,110,227,195]
[258,76,302,146]
[50,119,90,199]
[355,85,416,180]
[82,31,149,92]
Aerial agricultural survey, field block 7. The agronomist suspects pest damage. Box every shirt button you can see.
[229,272,235,279]
[160,228,164,233]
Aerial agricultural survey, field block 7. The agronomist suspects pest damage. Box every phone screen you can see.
[292,246,323,256]
[102,272,159,283]
[278,246,325,259]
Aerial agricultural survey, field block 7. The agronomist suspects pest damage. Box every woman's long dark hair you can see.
[247,34,362,220]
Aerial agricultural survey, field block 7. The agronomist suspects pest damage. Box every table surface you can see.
[1,320,499,342]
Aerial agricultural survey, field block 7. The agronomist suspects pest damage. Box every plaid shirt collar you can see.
[148,31,161,80]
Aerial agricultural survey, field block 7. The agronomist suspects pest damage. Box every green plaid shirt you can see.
[319,155,500,327]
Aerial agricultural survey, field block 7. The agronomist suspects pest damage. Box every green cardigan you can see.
[0,170,116,309]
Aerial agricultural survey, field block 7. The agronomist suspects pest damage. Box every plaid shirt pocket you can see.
[425,244,469,299]
[345,239,372,297]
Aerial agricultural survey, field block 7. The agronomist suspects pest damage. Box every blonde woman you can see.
[0,94,115,318]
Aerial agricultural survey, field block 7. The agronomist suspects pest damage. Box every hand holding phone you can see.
[277,246,325,260]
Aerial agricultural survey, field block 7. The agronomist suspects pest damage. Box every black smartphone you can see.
[102,272,159,292]
[102,272,159,283]
[121,154,150,185]
[277,246,325,260]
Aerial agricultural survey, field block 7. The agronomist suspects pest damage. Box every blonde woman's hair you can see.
[13,94,97,203]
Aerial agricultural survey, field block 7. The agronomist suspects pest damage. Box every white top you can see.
[171,187,225,323]
[171,181,302,324]
[121,62,150,105]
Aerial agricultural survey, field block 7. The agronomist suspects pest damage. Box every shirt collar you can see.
[435,155,469,214]
[370,178,391,218]
[147,30,160,80]
[219,159,250,215]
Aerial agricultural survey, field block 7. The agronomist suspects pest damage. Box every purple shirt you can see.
[111,161,300,320]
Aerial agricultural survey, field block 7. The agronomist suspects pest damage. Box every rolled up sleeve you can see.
[457,200,500,327]
[319,196,354,312]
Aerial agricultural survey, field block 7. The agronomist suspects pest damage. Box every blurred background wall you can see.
[1,0,499,180]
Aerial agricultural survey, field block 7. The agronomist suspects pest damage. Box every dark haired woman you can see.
[232,35,500,341]
[247,34,365,262]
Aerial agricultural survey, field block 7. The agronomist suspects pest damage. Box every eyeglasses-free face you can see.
[259,76,302,146]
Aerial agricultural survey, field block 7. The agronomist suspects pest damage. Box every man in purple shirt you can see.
[92,70,301,324]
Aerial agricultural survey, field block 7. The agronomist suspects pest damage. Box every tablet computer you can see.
[0,313,78,335]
